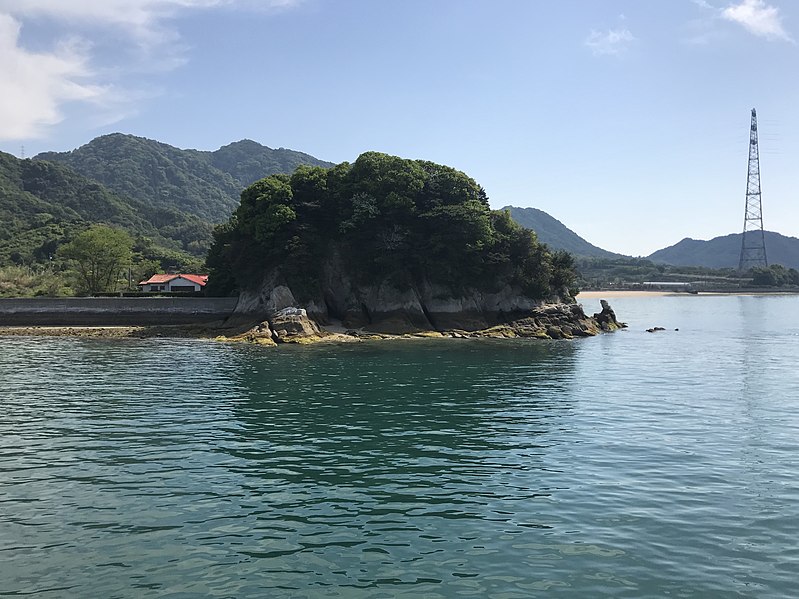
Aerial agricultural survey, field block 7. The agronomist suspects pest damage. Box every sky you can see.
[1,0,797,256]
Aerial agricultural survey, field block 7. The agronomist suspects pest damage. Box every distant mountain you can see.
[211,139,334,189]
[647,231,799,270]
[36,133,333,223]
[504,206,623,258]
[0,151,210,266]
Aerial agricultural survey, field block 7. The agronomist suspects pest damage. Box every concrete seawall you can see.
[0,297,239,326]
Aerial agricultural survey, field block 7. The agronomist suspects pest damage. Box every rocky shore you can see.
[0,324,224,339]
[0,299,625,345]
[216,299,625,346]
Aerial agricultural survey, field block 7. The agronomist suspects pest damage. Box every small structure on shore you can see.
[641,281,697,291]
[139,274,208,293]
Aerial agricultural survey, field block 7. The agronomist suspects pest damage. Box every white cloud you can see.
[0,0,301,142]
[721,0,792,41]
[0,14,109,139]
[585,28,635,56]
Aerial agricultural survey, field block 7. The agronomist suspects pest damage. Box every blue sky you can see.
[1,0,797,256]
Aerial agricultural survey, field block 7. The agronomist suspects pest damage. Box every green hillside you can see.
[211,139,334,190]
[504,206,622,258]
[37,134,333,223]
[0,151,206,268]
[647,231,799,270]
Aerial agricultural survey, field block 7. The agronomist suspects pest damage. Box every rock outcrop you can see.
[223,266,625,344]
[593,299,622,332]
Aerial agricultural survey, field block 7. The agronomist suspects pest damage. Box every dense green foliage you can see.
[504,206,622,259]
[0,150,209,269]
[1,133,333,296]
[750,264,799,287]
[58,225,134,294]
[211,139,334,190]
[207,152,577,300]
[38,134,332,223]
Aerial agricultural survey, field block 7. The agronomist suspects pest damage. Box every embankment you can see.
[0,297,238,326]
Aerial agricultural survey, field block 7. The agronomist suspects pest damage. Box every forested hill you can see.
[0,150,210,267]
[207,152,578,309]
[36,134,333,223]
[647,231,799,270]
[504,206,623,258]
[211,140,334,190]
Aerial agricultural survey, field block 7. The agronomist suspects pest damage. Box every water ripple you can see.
[1,297,798,597]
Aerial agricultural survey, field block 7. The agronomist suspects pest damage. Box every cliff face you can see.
[228,258,623,342]
[233,249,549,334]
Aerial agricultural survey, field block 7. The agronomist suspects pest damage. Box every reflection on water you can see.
[1,296,799,597]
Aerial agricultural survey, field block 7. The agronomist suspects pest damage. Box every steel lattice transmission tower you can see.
[738,108,768,271]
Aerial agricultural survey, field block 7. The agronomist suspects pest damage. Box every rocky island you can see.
[207,152,624,345]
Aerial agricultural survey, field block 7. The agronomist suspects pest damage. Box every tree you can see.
[750,264,799,287]
[58,225,133,294]
[207,152,579,302]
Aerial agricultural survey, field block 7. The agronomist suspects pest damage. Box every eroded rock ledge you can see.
[218,287,625,346]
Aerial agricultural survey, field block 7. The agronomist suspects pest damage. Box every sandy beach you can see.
[577,290,676,299]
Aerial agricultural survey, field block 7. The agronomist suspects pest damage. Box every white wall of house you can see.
[166,277,202,292]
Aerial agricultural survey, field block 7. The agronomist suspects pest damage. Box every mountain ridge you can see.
[503,206,623,259]
[17,134,799,274]
[0,150,208,267]
[647,231,799,270]
[2,133,333,269]
[36,133,333,223]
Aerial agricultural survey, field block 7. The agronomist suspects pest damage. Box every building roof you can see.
[138,273,209,287]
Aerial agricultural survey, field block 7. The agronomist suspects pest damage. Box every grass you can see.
[0,265,71,297]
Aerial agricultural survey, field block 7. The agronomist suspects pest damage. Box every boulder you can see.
[270,307,323,343]
[219,320,277,346]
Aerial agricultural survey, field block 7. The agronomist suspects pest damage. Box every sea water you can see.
[1,295,798,597]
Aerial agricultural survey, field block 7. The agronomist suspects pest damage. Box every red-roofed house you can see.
[138,274,209,293]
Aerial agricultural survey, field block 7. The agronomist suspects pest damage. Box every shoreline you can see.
[578,289,799,298]
[0,324,224,339]
[577,290,676,298]
[0,300,624,342]
[2,291,793,341]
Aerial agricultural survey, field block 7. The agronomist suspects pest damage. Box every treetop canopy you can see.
[206,152,576,300]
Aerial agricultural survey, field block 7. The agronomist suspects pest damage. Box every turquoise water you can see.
[1,295,798,597]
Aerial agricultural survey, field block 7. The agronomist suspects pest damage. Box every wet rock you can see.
[270,307,323,343]
[593,299,625,331]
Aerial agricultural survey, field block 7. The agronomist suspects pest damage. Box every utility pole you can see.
[738,108,768,271]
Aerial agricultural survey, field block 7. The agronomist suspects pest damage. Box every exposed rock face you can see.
[467,302,624,340]
[226,264,625,343]
[593,299,624,332]
[270,307,322,342]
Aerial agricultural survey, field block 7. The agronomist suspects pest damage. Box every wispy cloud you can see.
[683,0,724,45]
[0,14,108,140]
[721,0,792,41]
[0,0,301,142]
[585,28,636,56]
